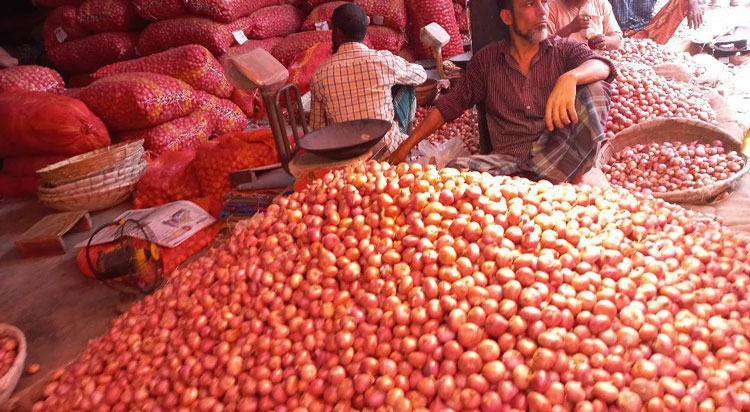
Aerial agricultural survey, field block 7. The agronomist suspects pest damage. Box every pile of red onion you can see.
[414,107,479,153]
[601,39,702,77]
[0,336,18,378]
[606,66,715,138]
[33,162,750,411]
[603,140,746,193]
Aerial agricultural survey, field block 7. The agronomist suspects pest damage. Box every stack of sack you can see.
[90,45,247,152]
[71,50,248,156]
[0,64,111,198]
[40,0,145,75]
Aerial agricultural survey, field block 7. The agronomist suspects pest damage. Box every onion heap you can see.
[0,336,18,378]
[606,66,715,138]
[601,39,702,77]
[33,161,750,412]
[414,107,479,154]
[603,140,746,193]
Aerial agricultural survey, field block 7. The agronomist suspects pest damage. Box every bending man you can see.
[390,0,616,184]
[309,4,427,152]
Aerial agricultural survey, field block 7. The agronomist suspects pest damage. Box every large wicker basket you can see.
[38,159,147,197]
[595,118,750,204]
[36,140,144,186]
[0,324,26,408]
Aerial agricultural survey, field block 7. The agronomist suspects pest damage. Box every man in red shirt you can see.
[390,0,616,183]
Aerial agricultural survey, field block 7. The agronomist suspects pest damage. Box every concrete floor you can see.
[0,200,139,411]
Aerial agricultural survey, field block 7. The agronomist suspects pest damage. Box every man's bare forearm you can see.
[401,108,446,152]
[565,59,611,85]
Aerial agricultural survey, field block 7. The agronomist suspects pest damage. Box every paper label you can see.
[315,21,329,31]
[54,27,68,44]
[75,200,216,249]
[232,30,248,45]
[372,15,384,26]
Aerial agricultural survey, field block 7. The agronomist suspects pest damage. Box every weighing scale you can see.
[223,49,392,191]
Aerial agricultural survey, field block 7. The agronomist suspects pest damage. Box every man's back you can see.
[309,42,426,150]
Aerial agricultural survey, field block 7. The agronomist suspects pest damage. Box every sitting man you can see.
[309,3,427,152]
[390,0,616,184]
[547,0,623,50]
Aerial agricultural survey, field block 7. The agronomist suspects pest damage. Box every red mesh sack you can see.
[219,37,283,65]
[306,0,340,6]
[0,174,39,198]
[353,0,407,31]
[93,45,233,98]
[301,1,348,31]
[273,31,372,65]
[67,72,95,88]
[230,89,266,121]
[287,42,332,95]
[76,0,145,33]
[196,91,248,136]
[272,31,332,65]
[193,129,278,198]
[0,91,110,157]
[42,6,90,50]
[398,45,416,62]
[77,223,220,278]
[184,0,282,23]
[0,65,65,94]
[113,111,213,155]
[137,17,242,56]
[366,26,405,53]
[454,3,468,32]
[67,73,196,132]
[33,0,84,6]
[2,156,68,177]
[47,32,138,73]
[133,0,187,20]
[133,149,201,209]
[405,0,464,59]
[246,5,305,39]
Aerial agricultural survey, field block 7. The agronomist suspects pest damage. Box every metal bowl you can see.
[299,119,391,160]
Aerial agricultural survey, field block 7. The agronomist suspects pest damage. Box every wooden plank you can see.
[14,211,91,257]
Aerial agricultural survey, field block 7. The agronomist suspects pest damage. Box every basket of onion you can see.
[596,118,750,204]
[0,324,26,407]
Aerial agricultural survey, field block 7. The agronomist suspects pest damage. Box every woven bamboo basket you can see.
[38,159,147,197]
[595,118,750,204]
[0,324,26,407]
[36,140,144,186]
[38,167,146,212]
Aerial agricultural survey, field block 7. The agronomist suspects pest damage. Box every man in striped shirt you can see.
[390,0,616,184]
[309,4,427,152]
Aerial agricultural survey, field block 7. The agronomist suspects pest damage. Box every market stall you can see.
[1,0,750,410]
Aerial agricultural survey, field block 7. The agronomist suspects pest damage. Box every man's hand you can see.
[588,35,608,50]
[545,73,578,131]
[565,14,593,34]
[687,0,703,29]
[389,144,410,164]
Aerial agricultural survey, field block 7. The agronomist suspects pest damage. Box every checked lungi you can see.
[447,81,611,184]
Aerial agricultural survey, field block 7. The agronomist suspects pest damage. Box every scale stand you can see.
[224,49,307,189]
[224,48,392,191]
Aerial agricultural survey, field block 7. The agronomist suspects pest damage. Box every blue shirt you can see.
[609,0,657,31]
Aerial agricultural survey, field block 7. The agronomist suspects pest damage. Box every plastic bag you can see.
[0,91,110,157]
[113,110,213,155]
[408,136,470,168]
[0,65,65,94]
